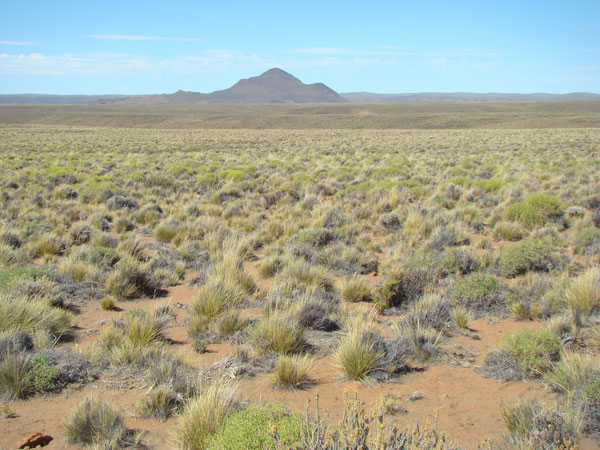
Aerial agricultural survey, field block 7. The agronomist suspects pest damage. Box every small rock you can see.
[19,432,53,449]
[409,391,423,401]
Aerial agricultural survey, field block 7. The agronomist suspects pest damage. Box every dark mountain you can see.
[118,68,346,104]
[341,92,600,103]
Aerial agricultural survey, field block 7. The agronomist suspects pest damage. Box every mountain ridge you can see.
[0,68,599,104]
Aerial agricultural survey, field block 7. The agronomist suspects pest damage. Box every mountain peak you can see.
[114,69,347,104]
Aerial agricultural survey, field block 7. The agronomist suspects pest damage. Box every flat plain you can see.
[1,102,600,449]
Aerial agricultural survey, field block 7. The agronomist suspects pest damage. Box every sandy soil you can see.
[2,234,598,450]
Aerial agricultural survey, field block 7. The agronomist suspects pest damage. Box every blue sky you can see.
[1,1,598,94]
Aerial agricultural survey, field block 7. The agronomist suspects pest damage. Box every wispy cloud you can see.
[0,48,507,77]
[293,47,505,57]
[88,34,199,42]
[0,40,38,46]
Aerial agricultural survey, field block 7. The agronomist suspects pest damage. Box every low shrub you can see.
[499,240,557,277]
[503,202,544,229]
[501,400,580,450]
[481,349,526,381]
[574,228,600,255]
[205,404,303,450]
[501,329,561,376]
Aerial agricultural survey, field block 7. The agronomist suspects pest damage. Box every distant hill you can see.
[341,92,600,103]
[2,72,599,104]
[0,94,129,104]
[117,68,346,104]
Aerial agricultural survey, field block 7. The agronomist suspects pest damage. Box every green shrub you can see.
[501,329,561,375]
[452,272,499,304]
[504,202,544,229]
[205,404,303,450]
[526,193,563,219]
[500,241,557,277]
[29,354,60,393]
[475,178,506,192]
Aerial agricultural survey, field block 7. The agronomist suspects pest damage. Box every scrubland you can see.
[1,108,600,449]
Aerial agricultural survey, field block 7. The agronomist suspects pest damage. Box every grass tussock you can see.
[174,378,239,450]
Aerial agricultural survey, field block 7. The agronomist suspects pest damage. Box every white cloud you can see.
[0,40,38,46]
[0,48,506,77]
[88,34,199,42]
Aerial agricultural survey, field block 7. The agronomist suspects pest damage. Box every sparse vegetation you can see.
[0,108,599,448]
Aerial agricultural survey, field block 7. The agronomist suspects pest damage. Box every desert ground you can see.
[1,103,600,449]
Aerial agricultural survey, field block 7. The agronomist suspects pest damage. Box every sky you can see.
[1,1,599,95]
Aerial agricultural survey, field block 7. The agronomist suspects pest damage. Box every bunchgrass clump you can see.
[565,268,600,318]
[339,276,372,302]
[174,378,239,450]
[272,354,314,390]
[136,385,182,421]
[191,280,246,320]
[64,397,126,448]
[544,351,600,394]
[335,328,384,382]
[248,310,305,355]
[0,351,32,400]
[0,293,71,339]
